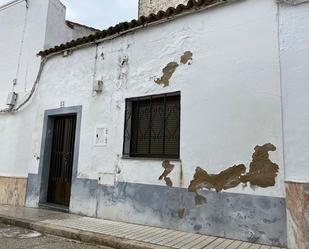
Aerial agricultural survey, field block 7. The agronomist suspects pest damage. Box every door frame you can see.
[38,106,82,208]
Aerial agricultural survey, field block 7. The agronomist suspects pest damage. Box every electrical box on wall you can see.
[94,125,108,146]
[93,80,103,93]
[6,92,18,106]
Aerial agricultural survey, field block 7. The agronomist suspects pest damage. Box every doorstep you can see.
[39,202,69,213]
[0,205,286,249]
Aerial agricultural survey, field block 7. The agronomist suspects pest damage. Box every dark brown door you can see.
[47,115,76,207]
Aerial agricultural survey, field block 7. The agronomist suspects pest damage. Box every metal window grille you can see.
[123,92,180,159]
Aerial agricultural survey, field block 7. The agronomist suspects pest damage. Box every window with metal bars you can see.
[123,92,180,159]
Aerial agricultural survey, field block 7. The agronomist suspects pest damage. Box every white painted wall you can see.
[29,0,285,198]
[0,0,47,103]
[279,2,309,183]
[0,0,49,177]
[0,0,95,177]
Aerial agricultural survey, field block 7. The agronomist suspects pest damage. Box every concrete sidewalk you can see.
[0,205,285,249]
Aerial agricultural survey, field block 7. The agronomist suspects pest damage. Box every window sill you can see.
[121,156,181,162]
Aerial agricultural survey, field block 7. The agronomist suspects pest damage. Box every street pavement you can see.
[0,222,113,249]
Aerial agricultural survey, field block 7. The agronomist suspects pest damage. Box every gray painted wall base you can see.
[26,175,287,246]
[25,174,40,208]
[69,179,287,247]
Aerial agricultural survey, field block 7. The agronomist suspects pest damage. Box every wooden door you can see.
[47,115,76,206]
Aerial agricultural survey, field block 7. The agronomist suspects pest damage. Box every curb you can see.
[0,215,172,249]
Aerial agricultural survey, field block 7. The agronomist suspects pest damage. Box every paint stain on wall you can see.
[155,51,193,87]
[159,160,175,187]
[187,143,279,207]
[180,51,193,65]
[178,208,186,219]
[155,62,179,87]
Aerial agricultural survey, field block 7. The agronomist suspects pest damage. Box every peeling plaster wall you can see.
[138,0,189,17]
[25,0,284,199]
[22,2,288,243]
[28,0,285,199]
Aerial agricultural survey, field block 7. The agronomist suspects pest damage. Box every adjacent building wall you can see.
[0,0,48,105]
[138,0,189,17]
[279,1,309,249]
[25,0,287,246]
[0,0,50,187]
[44,0,97,50]
[65,21,99,41]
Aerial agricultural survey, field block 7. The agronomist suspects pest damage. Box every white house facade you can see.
[0,0,308,248]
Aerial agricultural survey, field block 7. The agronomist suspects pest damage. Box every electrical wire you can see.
[14,0,29,92]
[0,57,47,114]
[0,0,32,114]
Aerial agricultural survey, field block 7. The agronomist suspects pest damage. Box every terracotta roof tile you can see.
[38,0,226,56]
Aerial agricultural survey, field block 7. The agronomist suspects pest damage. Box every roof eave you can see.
[38,0,237,58]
